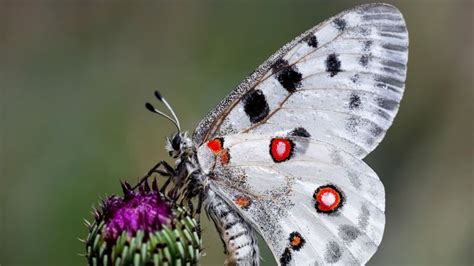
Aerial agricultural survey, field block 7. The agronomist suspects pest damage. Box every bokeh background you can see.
[1,0,472,265]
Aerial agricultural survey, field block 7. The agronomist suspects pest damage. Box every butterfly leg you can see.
[167,159,193,202]
[189,188,205,238]
[132,160,176,190]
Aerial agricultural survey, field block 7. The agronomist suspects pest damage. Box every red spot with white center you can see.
[207,138,223,154]
[313,185,344,213]
[270,138,294,162]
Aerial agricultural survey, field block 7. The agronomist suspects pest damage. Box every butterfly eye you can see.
[171,135,181,150]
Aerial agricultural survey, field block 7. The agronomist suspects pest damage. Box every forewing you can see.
[193,3,408,158]
[197,134,385,265]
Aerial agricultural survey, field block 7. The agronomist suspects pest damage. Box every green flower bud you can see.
[83,180,201,266]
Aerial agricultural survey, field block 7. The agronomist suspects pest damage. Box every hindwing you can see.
[197,133,384,265]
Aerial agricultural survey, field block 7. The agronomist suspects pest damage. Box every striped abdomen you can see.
[204,188,259,266]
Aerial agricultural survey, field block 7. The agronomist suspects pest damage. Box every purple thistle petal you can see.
[101,184,172,242]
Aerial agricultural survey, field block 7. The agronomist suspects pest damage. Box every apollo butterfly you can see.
[140,3,408,265]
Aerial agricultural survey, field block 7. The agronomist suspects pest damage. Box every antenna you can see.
[154,90,181,131]
[145,90,181,131]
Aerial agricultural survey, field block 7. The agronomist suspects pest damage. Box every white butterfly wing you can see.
[197,133,384,265]
[193,3,408,264]
[193,3,408,158]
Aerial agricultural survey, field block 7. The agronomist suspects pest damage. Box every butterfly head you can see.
[145,90,194,158]
[166,131,192,158]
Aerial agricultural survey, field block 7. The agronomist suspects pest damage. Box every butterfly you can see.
[140,3,408,265]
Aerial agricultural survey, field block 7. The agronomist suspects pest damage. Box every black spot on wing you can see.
[330,150,343,165]
[325,241,342,263]
[376,82,402,93]
[377,109,391,120]
[338,224,361,242]
[350,74,360,84]
[290,127,311,138]
[366,122,385,146]
[363,14,401,21]
[382,66,403,76]
[382,59,406,72]
[375,75,404,89]
[359,27,371,37]
[271,58,289,74]
[276,65,303,93]
[380,32,406,40]
[370,125,384,137]
[279,247,292,266]
[346,116,360,133]
[363,40,373,51]
[378,24,407,33]
[383,43,408,52]
[333,17,347,31]
[243,89,270,124]
[349,94,362,109]
[303,34,318,48]
[347,171,362,189]
[325,53,342,77]
[360,54,370,67]
[377,97,398,110]
[358,205,370,230]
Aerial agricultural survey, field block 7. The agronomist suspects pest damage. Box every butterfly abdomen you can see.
[205,188,259,265]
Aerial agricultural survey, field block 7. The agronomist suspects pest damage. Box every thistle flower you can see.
[84,180,201,266]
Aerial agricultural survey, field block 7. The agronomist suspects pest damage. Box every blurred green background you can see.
[1,0,472,265]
